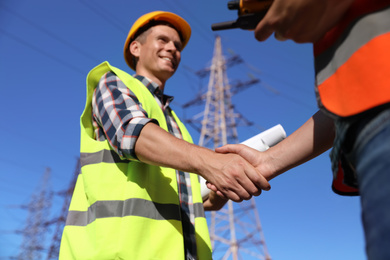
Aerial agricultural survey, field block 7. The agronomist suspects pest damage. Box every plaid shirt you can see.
[92,71,197,260]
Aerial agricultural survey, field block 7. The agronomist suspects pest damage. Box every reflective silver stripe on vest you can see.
[65,199,205,226]
[315,6,390,85]
[80,149,126,167]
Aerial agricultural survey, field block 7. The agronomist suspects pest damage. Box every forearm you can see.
[135,122,212,176]
[136,122,271,202]
[262,110,335,180]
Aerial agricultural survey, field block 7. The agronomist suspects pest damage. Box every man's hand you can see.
[244,0,355,43]
[209,110,336,194]
[206,144,270,196]
[203,190,229,211]
[195,150,271,202]
[135,122,271,203]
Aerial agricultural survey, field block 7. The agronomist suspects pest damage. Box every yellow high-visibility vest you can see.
[59,61,212,260]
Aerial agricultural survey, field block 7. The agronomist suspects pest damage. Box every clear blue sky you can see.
[0,0,365,259]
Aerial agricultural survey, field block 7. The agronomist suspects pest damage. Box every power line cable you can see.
[173,0,215,43]
[0,157,65,188]
[224,45,315,96]
[244,62,314,96]
[0,124,77,161]
[0,3,101,64]
[220,32,313,71]
[222,44,316,110]
[0,29,86,75]
[78,0,128,33]
[182,46,316,111]
[160,0,214,44]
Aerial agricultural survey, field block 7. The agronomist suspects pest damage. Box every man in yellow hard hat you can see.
[59,11,270,260]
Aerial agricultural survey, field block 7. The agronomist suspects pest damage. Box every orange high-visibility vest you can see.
[314,0,390,118]
[314,0,390,195]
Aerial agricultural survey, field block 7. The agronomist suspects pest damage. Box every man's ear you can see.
[129,41,141,58]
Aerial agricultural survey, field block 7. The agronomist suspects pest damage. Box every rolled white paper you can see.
[200,124,287,200]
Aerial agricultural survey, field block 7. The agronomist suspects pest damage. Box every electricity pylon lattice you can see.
[45,157,80,260]
[191,36,271,260]
[14,168,53,260]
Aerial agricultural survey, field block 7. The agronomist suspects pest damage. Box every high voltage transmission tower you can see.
[184,36,271,260]
[11,159,80,259]
[13,168,53,260]
[45,157,80,260]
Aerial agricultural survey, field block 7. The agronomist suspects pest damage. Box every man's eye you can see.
[175,44,183,51]
[158,37,168,42]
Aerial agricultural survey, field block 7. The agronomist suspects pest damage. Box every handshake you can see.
[200,124,286,202]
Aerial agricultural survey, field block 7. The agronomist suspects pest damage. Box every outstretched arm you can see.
[94,72,269,202]
[212,110,334,195]
[135,122,271,202]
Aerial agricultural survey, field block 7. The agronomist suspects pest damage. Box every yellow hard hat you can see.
[123,11,191,70]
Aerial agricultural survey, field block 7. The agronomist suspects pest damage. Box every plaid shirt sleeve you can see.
[92,71,158,160]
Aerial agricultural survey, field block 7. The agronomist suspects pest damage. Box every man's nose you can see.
[166,40,177,51]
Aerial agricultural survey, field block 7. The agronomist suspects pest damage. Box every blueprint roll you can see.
[240,124,286,152]
[200,124,287,200]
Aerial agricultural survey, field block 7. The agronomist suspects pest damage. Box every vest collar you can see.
[134,74,174,106]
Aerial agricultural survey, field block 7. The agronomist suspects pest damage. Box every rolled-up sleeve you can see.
[92,71,158,160]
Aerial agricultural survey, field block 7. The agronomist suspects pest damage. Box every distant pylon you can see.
[195,36,271,260]
[14,168,53,260]
[45,157,80,260]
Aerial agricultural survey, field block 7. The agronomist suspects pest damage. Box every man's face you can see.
[134,24,183,81]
